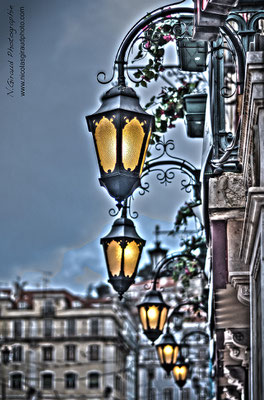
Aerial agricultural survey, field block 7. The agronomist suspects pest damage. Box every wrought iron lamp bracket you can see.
[108,137,201,218]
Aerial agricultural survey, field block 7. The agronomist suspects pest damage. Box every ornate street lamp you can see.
[137,288,170,344]
[156,327,179,375]
[86,85,155,208]
[101,207,145,299]
[172,353,189,388]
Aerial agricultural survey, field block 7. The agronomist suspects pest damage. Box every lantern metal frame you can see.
[172,352,190,388]
[86,85,155,208]
[101,204,146,299]
[137,288,170,344]
[156,326,179,375]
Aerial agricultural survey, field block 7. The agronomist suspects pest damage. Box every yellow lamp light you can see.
[172,355,189,388]
[137,289,170,344]
[156,329,179,375]
[101,216,145,299]
[86,85,154,207]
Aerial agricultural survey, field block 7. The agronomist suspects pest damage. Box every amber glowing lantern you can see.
[156,328,179,375]
[101,215,145,299]
[86,85,155,207]
[172,354,189,388]
[137,289,170,344]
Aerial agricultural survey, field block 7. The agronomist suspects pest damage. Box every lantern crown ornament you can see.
[137,288,170,344]
[101,208,146,299]
[86,84,155,208]
[156,327,179,375]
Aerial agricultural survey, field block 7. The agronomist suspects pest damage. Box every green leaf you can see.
[140,80,147,87]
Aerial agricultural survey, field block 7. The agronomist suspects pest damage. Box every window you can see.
[115,375,122,392]
[42,346,54,362]
[14,320,22,338]
[65,345,76,362]
[89,345,99,361]
[12,345,23,362]
[65,373,77,389]
[182,388,190,400]
[150,388,156,400]
[72,301,82,308]
[43,299,55,316]
[91,319,99,336]
[11,373,23,390]
[89,372,100,389]
[29,320,38,337]
[67,319,76,336]
[42,373,53,390]
[44,319,53,337]
[18,302,28,309]
[163,388,173,400]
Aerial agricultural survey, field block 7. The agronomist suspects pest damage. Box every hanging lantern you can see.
[137,289,170,344]
[101,215,145,299]
[172,354,189,388]
[86,85,155,207]
[156,328,179,375]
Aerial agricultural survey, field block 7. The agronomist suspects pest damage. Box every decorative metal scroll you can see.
[108,137,200,217]
[141,138,201,199]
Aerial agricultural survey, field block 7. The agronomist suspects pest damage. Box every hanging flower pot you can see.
[183,93,207,138]
[177,39,208,72]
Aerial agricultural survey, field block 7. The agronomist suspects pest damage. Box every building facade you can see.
[0,288,137,400]
[192,1,264,398]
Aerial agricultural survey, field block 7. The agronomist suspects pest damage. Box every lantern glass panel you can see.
[159,307,168,330]
[139,129,152,176]
[122,117,145,171]
[173,347,179,364]
[124,240,140,277]
[147,306,160,329]
[139,306,148,330]
[106,240,122,276]
[158,347,164,363]
[173,365,188,381]
[164,345,173,364]
[94,116,117,173]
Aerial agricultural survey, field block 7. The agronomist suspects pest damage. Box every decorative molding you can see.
[240,187,264,264]
[193,0,239,41]
[239,51,264,184]
[215,284,250,330]
[209,173,246,211]
[229,271,250,306]
[224,328,250,368]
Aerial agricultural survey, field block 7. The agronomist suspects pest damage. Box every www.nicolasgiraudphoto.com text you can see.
[6,5,26,98]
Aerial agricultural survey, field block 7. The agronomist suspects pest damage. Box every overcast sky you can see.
[0,0,202,295]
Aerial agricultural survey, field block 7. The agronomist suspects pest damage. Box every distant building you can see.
[0,288,137,400]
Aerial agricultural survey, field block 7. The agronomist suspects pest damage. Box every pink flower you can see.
[163,35,172,42]
[145,41,151,49]
[185,268,190,275]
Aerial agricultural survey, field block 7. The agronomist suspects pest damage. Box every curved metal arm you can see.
[152,251,202,290]
[113,3,245,90]
[181,329,209,344]
[115,5,194,85]
[167,301,207,323]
